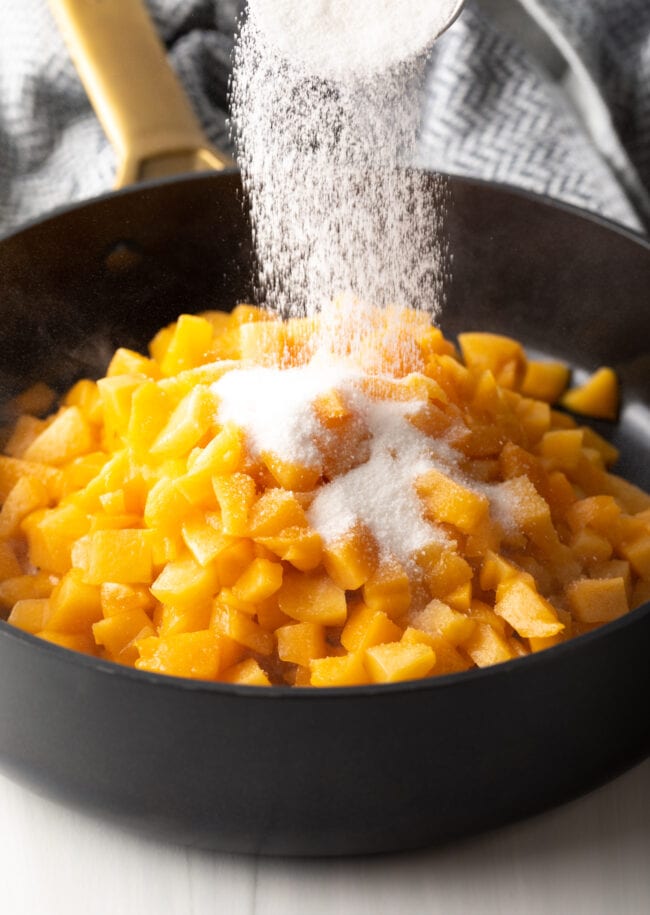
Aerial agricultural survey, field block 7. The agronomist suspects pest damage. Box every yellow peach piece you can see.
[310,652,369,687]
[494,576,564,638]
[341,603,402,652]
[136,630,221,679]
[364,641,436,684]
[221,658,271,686]
[561,367,618,420]
[276,621,328,667]
[278,568,347,627]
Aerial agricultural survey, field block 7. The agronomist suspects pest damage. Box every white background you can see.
[1,758,648,914]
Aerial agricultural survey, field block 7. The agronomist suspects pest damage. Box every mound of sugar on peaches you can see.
[213,360,518,578]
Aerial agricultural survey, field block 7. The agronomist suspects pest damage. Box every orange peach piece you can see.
[401,627,472,675]
[561,367,618,420]
[93,608,156,660]
[565,577,629,623]
[0,572,56,609]
[151,555,219,606]
[158,313,215,376]
[495,576,564,638]
[416,467,490,534]
[362,557,412,618]
[150,385,216,459]
[100,582,155,618]
[248,489,308,537]
[464,622,515,668]
[411,599,476,646]
[255,526,323,571]
[37,630,96,655]
[136,630,221,680]
[278,569,347,627]
[0,455,62,502]
[212,472,257,536]
[322,522,378,591]
[221,658,271,686]
[81,529,154,586]
[310,652,369,687]
[8,598,51,634]
[23,503,91,575]
[0,474,50,537]
[232,557,283,603]
[364,641,436,684]
[276,621,328,667]
[340,603,402,652]
[210,604,274,655]
[520,360,570,403]
[458,332,526,390]
[47,568,103,633]
[22,406,94,465]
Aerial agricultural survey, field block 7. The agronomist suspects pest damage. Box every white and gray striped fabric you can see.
[1,0,649,236]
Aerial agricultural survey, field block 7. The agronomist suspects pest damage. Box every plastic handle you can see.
[49,0,233,187]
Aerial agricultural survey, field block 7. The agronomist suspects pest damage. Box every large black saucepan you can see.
[0,0,648,856]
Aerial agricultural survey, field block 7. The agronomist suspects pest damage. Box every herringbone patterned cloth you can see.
[0,0,649,235]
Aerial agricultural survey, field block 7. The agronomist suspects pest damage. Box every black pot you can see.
[0,172,648,855]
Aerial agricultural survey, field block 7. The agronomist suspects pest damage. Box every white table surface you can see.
[1,757,648,915]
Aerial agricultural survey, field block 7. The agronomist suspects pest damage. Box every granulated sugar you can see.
[247,0,463,79]
[213,362,359,469]
[307,394,454,567]
[230,7,449,327]
[212,363,483,569]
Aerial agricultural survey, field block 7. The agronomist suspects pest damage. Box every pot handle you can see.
[49,0,234,188]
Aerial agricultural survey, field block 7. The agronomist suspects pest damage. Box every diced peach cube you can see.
[276,621,327,667]
[278,568,347,626]
[0,474,50,537]
[565,577,629,623]
[464,622,515,668]
[136,630,221,679]
[364,641,435,684]
[212,472,257,536]
[248,489,308,537]
[23,406,94,465]
[416,468,489,534]
[362,557,411,617]
[150,385,215,459]
[47,568,103,633]
[255,526,323,571]
[231,556,283,603]
[8,598,51,634]
[458,332,526,389]
[158,314,214,376]
[210,603,274,655]
[322,522,378,591]
[310,652,369,687]
[261,452,320,491]
[561,367,618,420]
[151,554,219,605]
[93,608,155,660]
[23,503,91,575]
[221,658,271,686]
[341,603,402,652]
[495,576,564,638]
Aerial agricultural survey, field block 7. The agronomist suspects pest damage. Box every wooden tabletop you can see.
[1,757,648,914]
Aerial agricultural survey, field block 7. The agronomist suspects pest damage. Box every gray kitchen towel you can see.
[0,0,648,236]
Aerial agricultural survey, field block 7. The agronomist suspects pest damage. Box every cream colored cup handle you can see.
[49,0,233,188]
